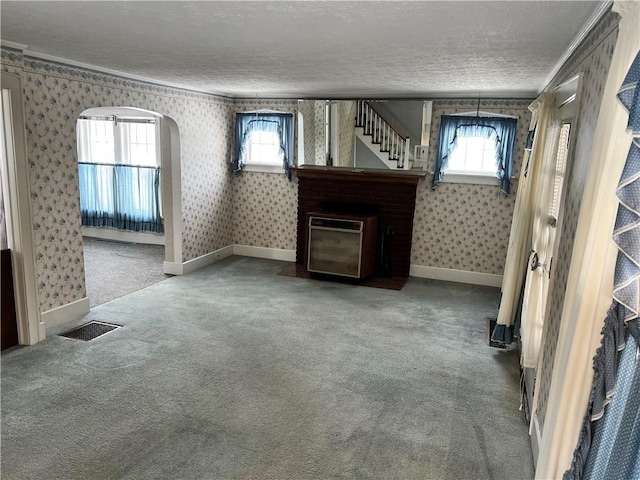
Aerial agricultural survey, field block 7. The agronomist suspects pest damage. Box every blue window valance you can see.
[431,115,518,194]
[234,112,294,179]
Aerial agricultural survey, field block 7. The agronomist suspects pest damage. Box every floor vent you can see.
[60,321,121,341]
[486,317,509,349]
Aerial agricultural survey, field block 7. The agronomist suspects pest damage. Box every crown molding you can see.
[20,49,232,98]
[1,39,28,51]
[540,1,613,92]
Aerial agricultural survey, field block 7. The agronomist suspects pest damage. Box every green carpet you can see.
[1,256,534,479]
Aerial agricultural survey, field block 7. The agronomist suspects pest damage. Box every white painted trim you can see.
[41,297,90,329]
[0,40,28,51]
[22,50,230,98]
[163,261,184,276]
[541,1,613,92]
[82,227,164,245]
[164,245,234,275]
[409,264,503,287]
[243,163,285,174]
[441,173,501,186]
[183,245,234,274]
[233,245,296,262]
[164,245,295,275]
[1,73,42,345]
[530,413,542,466]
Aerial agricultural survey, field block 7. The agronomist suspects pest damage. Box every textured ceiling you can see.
[1,1,605,98]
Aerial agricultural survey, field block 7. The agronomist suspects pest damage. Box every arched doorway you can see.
[76,107,181,307]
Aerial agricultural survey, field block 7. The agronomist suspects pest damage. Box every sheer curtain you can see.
[536,2,640,478]
[520,120,562,368]
[78,163,163,233]
[493,94,556,344]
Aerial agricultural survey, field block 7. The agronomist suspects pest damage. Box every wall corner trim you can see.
[163,261,184,276]
[409,264,503,287]
[233,245,296,262]
[40,297,90,329]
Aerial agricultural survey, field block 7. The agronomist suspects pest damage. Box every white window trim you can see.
[242,163,284,174]
[441,172,500,186]
[440,112,515,186]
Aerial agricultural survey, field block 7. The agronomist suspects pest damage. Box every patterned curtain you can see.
[564,50,640,480]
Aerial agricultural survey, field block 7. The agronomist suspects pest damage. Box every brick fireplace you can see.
[295,166,425,278]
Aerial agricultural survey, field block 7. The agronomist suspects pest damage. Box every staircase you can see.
[355,101,413,169]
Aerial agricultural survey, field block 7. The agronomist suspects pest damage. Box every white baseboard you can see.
[409,264,503,287]
[82,227,164,245]
[233,245,296,262]
[530,413,542,466]
[163,245,295,275]
[41,297,90,329]
[164,245,234,275]
[163,261,184,275]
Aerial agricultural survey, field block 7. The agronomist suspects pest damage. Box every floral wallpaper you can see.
[232,173,298,250]
[534,10,619,432]
[298,100,316,165]
[231,99,299,249]
[337,101,356,167]
[411,99,532,275]
[1,48,235,311]
[313,101,326,165]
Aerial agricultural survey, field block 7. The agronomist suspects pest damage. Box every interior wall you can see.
[231,96,531,275]
[0,47,235,312]
[411,99,532,275]
[337,101,356,167]
[231,99,299,250]
[531,9,620,432]
[298,100,316,165]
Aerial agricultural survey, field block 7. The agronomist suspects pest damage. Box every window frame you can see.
[234,111,295,177]
[77,116,160,168]
[432,113,518,192]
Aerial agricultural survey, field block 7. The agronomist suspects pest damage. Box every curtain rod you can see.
[79,115,156,124]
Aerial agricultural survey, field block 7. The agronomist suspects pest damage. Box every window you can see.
[234,112,294,178]
[78,117,158,167]
[432,115,518,194]
[245,129,282,166]
[120,122,157,167]
[77,116,163,233]
[446,135,499,175]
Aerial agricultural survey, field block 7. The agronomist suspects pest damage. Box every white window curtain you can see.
[520,120,563,368]
[535,2,640,478]
[493,93,556,343]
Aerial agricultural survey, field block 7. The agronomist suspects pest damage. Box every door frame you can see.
[1,72,43,345]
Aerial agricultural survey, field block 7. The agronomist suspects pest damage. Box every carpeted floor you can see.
[82,237,171,307]
[279,263,408,290]
[1,256,534,479]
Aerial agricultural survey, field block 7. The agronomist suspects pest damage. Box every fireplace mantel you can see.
[294,165,426,185]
